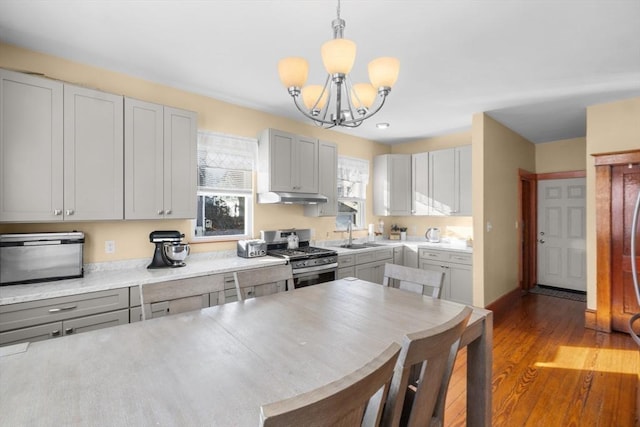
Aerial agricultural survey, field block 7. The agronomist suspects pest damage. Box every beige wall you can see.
[585,96,640,309]
[535,137,586,174]
[0,42,391,263]
[473,114,536,306]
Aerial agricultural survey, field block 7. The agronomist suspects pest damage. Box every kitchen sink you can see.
[339,243,385,249]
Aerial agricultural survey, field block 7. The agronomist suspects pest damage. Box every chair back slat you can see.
[233,264,293,301]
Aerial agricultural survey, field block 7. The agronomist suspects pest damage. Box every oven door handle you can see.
[293,263,338,275]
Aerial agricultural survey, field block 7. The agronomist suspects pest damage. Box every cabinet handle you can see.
[65,209,74,216]
[48,305,77,313]
[53,209,62,216]
[51,330,61,337]
[165,209,172,215]
[157,210,164,215]
[64,327,75,335]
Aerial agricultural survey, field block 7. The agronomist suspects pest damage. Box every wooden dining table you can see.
[0,278,492,426]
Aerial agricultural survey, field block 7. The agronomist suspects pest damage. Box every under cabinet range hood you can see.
[257,192,328,205]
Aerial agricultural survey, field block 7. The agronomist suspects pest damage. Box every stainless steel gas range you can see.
[261,229,337,288]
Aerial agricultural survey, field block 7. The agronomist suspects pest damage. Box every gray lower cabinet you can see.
[418,248,473,304]
[0,288,129,347]
[355,248,394,285]
[338,247,400,284]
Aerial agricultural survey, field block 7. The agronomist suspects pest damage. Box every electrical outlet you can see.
[105,240,116,254]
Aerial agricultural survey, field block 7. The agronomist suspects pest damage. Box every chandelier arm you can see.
[340,93,388,125]
[291,95,338,127]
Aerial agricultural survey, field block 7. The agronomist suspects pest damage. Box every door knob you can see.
[539,239,545,244]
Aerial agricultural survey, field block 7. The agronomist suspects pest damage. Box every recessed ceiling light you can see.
[376,123,390,129]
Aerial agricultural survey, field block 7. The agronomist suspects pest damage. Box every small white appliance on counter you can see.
[237,239,267,258]
[0,232,84,285]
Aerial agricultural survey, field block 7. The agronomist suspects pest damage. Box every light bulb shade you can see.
[368,57,400,89]
[351,83,377,109]
[301,85,328,111]
[278,57,309,88]
[321,38,357,75]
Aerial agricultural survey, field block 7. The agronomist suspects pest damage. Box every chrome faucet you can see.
[347,220,353,246]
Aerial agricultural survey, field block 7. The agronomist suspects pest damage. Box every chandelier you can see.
[277,0,400,129]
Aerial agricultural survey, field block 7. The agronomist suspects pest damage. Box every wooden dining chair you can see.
[233,264,294,302]
[140,274,225,320]
[382,306,473,427]
[260,342,402,427]
[382,263,444,299]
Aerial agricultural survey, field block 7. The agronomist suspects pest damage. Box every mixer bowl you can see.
[163,243,190,262]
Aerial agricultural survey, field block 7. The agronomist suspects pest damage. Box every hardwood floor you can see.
[445,292,639,426]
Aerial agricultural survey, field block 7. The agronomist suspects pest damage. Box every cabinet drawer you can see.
[0,321,63,346]
[375,248,393,261]
[63,309,129,335]
[0,288,129,332]
[419,248,448,261]
[355,251,376,264]
[338,254,355,267]
[447,252,472,265]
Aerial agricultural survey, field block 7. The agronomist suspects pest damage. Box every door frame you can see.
[517,169,586,291]
[592,149,640,332]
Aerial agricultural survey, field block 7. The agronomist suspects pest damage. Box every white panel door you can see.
[537,178,586,291]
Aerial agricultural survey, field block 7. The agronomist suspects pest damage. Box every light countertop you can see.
[0,240,472,305]
[0,251,285,305]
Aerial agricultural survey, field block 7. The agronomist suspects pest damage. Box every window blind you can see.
[197,131,257,193]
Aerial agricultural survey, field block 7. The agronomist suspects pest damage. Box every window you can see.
[336,156,369,230]
[195,131,256,241]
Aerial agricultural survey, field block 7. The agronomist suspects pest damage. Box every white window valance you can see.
[197,131,257,193]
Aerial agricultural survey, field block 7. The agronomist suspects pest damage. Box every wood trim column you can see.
[595,164,612,332]
[592,149,640,332]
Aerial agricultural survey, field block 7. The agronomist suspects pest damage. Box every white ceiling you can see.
[1,0,639,145]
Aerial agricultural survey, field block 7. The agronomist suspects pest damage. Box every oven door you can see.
[292,263,337,289]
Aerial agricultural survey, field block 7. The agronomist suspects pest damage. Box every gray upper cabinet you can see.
[411,145,472,216]
[0,69,64,222]
[373,154,412,216]
[411,152,430,215]
[0,70,124,222]
[124,98,197,219]
[64,84,124,220]
[258,128,319,194]
[304,140,337,217]
[429,148,457,216]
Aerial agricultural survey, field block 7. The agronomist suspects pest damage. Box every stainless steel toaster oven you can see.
[237,239,267,258]
[0,232,84,285]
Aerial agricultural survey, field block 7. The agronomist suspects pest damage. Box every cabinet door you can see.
[373,154,411,216]
[294,135,319,193]
[269,129,296,192]
[455,145,472,216]
[0,69,64,222]
[393,246,403,264]
[411,152,430,215]
[419,260,450,300]
[164,107,197,219]
[429,148,456,215]
[64,84,124,220]
[337,266,356,279]
[389,155,411,216]
[355,262,377,283]
[448,262,473,305]
[305,140,336,216]
[124,98,164,219]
